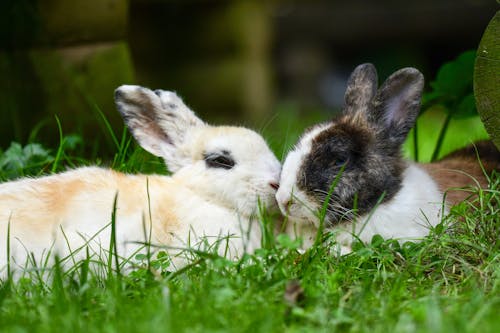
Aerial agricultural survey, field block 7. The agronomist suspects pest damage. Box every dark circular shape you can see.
[204,153,235,170]
[474,12,500,150]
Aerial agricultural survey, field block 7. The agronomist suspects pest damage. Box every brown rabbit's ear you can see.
[344,63,378,115]
[115,85,205,172]
[371,68,424,145]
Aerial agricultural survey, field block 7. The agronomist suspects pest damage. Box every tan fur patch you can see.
[421,158,492,206]
[0,168,182,253]
[122,174,181,245]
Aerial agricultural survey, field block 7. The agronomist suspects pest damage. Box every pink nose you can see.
[276,190,292,213]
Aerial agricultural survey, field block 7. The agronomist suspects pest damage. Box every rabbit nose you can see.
[269,182,280,191]
[276,190,292,212]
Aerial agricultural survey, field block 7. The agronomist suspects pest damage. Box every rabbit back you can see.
[0,167,184,271]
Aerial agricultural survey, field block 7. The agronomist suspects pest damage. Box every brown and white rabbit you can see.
[0,85,281,274]
[276,63,499,254]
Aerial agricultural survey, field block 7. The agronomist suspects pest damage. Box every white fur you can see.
[0,86,281,277]
[276,124,328,221]
[333,164,444,252]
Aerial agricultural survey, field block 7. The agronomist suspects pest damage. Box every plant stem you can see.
[413,121,419,162]
[431,112,453,162]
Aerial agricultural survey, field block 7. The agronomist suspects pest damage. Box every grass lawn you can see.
[0,109,498,333]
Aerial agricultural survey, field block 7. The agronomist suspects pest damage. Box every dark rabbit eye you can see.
[333,156,348,168]
[204,151,235,170]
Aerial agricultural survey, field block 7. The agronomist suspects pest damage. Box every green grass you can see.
[0,110,499,333]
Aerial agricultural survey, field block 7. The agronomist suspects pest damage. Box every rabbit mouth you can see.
[229,186,279,217]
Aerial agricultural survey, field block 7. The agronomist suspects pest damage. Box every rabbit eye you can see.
[204,151,235,170]
[333,156,348,168]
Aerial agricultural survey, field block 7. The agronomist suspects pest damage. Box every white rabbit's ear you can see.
[371,68,424,145]
[344,63,378,115]
[114,85,205,171]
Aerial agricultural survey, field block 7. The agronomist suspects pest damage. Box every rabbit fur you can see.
[0,85,281,275]
[276,63,499,254]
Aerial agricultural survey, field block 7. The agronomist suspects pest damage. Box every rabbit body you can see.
[0,167,259,270]
[276,64,498,253]
[328,163,443,254]
[0,86,281,274]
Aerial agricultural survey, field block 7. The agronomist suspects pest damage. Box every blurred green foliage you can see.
[424,50,477,119]
[0,42,134,155]
[405,50,489,162]
[0,133,86,181]
[0,142,53,180]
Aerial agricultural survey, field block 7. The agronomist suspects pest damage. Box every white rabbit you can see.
[0,85,281,275]
[276,64,499,254]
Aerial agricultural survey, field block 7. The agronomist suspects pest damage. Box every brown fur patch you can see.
[421,141,500,205]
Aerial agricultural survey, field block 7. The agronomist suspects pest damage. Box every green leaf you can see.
[474,12,500,150]
[276,234,302,250]
[454,94,477,119]
[135,253,148,261]
[430,50,476,98]
[62,134,83,151]
[0,142,53,179]
[370,234,384,247]
[351,239,364,252]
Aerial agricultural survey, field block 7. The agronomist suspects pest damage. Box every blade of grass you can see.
[93,103,120,151]
[314,164,345,246]
[51,115,66,173]
[413,121,419,162]
[6,219,11,280]
[145,177,153,270]
[107,192,120,277]
[80,247,90,288]
[113,128,133,169]
[59,226,77,269]
[356,192,386,237]
[258,198,275,250]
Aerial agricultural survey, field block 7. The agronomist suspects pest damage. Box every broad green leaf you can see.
[430,50,476,98]
[474,12,500,150]
[454,94,477,119]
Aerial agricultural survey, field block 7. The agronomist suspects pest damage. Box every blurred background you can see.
[0,0,497,161]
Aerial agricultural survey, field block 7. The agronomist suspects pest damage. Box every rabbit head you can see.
[115,85,281,218]
[276,64,424,227]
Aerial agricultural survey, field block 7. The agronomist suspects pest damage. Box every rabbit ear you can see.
[371,68,424,145]
[114,85,205,171]
[344,63,378,115]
